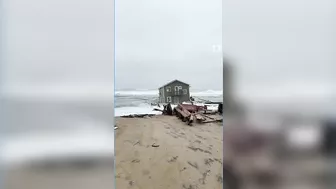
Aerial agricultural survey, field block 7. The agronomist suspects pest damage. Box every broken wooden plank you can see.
[153,108,163,112]
[194,113,206,123]
[202,114,216,120]
[178,104,191,116]
[175,108,188,118]
[188,114,194,126]
[180,104,206,113]
[202,118,223,123]
[195,113,205,120]
[174,104,195,125]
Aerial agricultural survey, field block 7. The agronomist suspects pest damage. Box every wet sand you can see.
[115,115,223,189]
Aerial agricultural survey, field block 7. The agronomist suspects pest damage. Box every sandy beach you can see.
[115,115,223,189]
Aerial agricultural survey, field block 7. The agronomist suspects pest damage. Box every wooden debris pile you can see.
[174,104,193,125]
[173,104,222,126]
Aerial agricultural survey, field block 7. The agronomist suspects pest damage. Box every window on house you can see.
[167,96,171,103]
[183,89,187,95]
[166,87,171,92]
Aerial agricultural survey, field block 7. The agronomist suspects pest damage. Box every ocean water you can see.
[115,90,223,116]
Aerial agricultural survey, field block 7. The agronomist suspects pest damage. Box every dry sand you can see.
[115,115,223,189]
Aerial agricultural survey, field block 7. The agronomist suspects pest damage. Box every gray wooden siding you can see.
[159,80,190,103]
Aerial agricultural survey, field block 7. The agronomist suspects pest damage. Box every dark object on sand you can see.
[218,103,223,114]
[152,143,160,147]
[162,103,173,115]
[167,103,173,115]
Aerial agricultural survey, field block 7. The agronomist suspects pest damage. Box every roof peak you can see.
[159,79,189,89]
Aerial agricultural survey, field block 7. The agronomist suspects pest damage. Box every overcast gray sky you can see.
[115,0,222,90]
[223,0,335,98]
[2,0,335,97]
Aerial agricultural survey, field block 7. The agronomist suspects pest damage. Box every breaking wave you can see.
[115,89,222,116]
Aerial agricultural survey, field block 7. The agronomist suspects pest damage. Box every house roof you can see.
[159,79,190,89]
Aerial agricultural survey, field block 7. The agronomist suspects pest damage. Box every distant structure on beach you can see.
[158,80,190,104]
